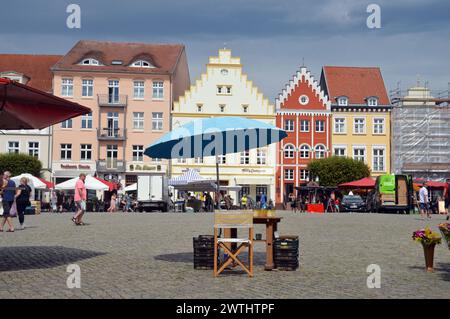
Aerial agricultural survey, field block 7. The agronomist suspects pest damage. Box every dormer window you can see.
[337,96,348,106]
[130,60,153,68]
[80,58,101,66]
[367,97,378,106]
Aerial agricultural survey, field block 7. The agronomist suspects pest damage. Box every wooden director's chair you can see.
[214,212,254,277]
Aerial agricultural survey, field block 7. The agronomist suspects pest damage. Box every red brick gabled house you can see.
[275,66,331,207]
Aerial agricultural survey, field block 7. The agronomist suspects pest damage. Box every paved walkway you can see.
[0,212,449,298]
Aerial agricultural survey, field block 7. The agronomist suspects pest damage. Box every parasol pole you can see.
[215,154,220,209]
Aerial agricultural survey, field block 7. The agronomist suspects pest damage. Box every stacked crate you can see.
[193,235,215,270]
[274,236,299,270]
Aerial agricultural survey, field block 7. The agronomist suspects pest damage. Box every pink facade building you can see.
[51,40,190,185]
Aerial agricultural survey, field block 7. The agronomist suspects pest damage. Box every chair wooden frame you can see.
[213,212,254,277]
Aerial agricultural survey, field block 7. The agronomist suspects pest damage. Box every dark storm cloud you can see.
[0,0,449,99]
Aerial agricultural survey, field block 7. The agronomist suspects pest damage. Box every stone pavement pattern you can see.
[0,212,449,298]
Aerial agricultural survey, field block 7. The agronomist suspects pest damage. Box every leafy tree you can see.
[307,156,370,187]
[0,153,42,177]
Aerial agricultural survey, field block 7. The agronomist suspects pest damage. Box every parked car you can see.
[340,195,366,212]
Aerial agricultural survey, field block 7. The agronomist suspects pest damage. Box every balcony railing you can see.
[96,159,126,173]
[97,94,128,107]
[97,128,127,141]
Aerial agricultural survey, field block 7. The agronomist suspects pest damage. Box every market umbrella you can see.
[144,116,287,203]
[55,175,109,191]
[0,78,91,130]
[339,177,376,189]
[38,177,54,189]
[93,176,118,191]
[11,173,47,189]
[124,183,137,192]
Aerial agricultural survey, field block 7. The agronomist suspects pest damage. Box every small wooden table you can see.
[224,216,282,271]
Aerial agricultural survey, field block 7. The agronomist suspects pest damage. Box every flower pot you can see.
[422,243,436,272]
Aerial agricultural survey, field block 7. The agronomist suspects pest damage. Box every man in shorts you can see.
[419,184,430,220]
[73,173,87,225]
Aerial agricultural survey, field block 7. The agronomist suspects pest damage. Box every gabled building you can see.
[275,66,331,207]
[171,48,276,204]
[51,40,190,185]
[0,54,63,179]
[320,66,391,176]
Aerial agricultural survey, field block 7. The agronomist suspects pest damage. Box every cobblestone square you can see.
[0,212,449,298]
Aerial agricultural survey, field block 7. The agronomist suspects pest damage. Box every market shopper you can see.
[15,177,31,229]
[0,171,16,232]
[419,184,431,220]
[73,173,87,225]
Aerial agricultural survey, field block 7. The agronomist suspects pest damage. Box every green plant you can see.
[0,153,42,177]
[307,156,370,186]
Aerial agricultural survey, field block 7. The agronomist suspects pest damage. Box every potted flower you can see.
[438,223,450,250]
[412,228,441,272]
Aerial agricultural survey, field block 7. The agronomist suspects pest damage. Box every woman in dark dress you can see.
[15,177,32,230]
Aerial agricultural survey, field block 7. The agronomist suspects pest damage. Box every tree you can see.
[307,156,370,187]
[0,153,42,177]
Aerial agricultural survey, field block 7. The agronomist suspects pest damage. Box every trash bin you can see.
[274,235,299,271]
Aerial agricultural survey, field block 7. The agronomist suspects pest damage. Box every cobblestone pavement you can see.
[0,212,449,299]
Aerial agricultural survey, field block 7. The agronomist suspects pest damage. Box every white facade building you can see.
[172,49,276,204]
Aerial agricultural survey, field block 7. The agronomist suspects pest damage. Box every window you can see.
[152,158,162,163]
[82,79,93,97]
[61,119,72,129]
[300,120,310,132]
[152,81,164,99]
[219,104,225,112]
[197,104,203,112]
[217,86,222,94]
[218,155,226,164]
[132,145,144,162]
[28,142,39,157]
[300,169,309,181]
[177,158,187,164]
[61,78,73,97]
[152,112,163,131]
[373,148,385,172]
[80,58,101,66]
[334,118,346,134]
[108,80,120,104]
[367,97,378,106]
[315,145,326,159]
[334,147,346,157]
[284,144,295,158]
[299,144,310,158]
[284,169,294,180]
[81,113,92,129]
[60,144,72,160]
[130,60,152,68]
[353,147,366,162]
[217,86,232,95]
[353,118,366,134]
[337,97,348,106]
[8,141,19,153]
[299,95,309,105]
[133,112,144,130]
[373,118,385,134]
[133,81,145,99]
[257,148,266,165]
[240,151,250,164]
[80,144,92,161]
[194,157,203,164]
[284,119,294,132]
[315,120,325,132]
[242,105,248,113]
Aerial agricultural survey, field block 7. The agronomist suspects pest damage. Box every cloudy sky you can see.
[1,0,449,100]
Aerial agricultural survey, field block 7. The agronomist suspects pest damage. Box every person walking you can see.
[15,177,31,230]
[241,193,248,210]
[260,192,267,209]
[108,193,117,213]
[73,173,87,225]
[445,188,450,221]
[289,192,297,213]
[0,171,16,232]
[419,184,430,220]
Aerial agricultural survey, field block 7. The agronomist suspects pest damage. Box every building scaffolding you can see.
[390,85,450,181]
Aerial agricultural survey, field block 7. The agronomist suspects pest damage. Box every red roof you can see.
[0,54,62,92]
[321,66,390,106]
[52,40,185,75]
[339,177,375,189]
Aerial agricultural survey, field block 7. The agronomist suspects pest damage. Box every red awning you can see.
[94,177,119,191]
[0,78,91,130]
[425,181,448,189]
[38,177,54,189]
[339,177,375,189]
